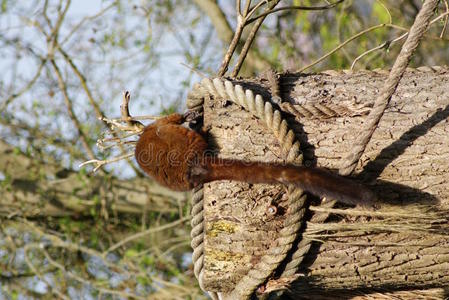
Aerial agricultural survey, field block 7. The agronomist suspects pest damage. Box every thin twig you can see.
[245,0,345,25]
[243,0,251,16]
[50,59,97,161]
[440,0,449,38]
[309,205,445,219]
[42,0,53,29]
[104,216,190,255]
[0,58,47,113]
[41,248,145,300]
[60,1,117,45]
[232,1,280,77]
[220,0,345,76]
[23,243,70,300]
[79,152,134,172]
[351,11,449,69]
[55,45,144,175]
[297,23,389,73]
[351,32,408,69]
[246,0,269,20]
[217,0,268,76]
[48,0,71,41]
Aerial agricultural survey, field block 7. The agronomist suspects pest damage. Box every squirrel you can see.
[134,113,376,206]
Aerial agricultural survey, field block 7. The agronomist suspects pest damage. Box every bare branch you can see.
[441,0,449,38]
[217,14,245,76]
[231,1,280,77]
[104,216,190,255]
[194,0,270,75]
[351,11,449,69]
[297,23,389,72]
[79,152,134,173]
[0,58,47,113]
[245,0,345,25]
[50,59,97,161]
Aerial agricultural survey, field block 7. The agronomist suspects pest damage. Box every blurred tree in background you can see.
[0,0,448,299]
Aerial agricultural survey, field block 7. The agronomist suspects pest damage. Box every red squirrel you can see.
[134,113,375,206]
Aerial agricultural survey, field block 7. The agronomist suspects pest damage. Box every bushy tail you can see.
[204,158,375,206]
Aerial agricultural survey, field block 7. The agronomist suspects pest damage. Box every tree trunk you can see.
[0,140,187,217]
[200,67,449,298]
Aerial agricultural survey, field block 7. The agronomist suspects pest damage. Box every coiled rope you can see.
[186,78,321,299]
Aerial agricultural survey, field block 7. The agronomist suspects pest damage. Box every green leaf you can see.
[1,0,7,13]
[125,248,139,258]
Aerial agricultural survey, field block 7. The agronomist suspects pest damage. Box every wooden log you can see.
[200,67,449,297]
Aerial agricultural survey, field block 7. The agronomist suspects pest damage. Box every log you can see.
[199,67,449,298]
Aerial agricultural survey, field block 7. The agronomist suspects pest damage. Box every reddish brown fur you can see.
[135,113,208,191]
[135,114,375,206]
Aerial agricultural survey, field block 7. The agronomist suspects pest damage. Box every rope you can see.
[185,64,447,299]
[187,78,308,299]
[340,0,440,176]
[187,91,219,300]
[281,101,371,119]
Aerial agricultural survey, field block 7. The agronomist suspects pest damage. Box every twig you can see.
[221,0,345,76]
[309,205,446,219]
[43,0,105,166]
[218,0,279,76]
[217,14,245,76]
[60,1,117,45]
[104,216,190,255]
[180,62,208,78]
[97,133,139,151]
[55,44,145,175]
[40,247,145,300]
[297,23,389,73]
[351,11,449,69]
[99,117,142,132]
[23,243,70,300]
[0,58,47,113]
[351,32,408,70]
[231,1,280,77]
[441,0,449,38]
[48,0,71,41]
[79,152,134,172]
[50,59,97,161]
[245,0,345,25]
[236,0,242,15]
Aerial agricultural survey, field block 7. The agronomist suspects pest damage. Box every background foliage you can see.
[0,0,448,299]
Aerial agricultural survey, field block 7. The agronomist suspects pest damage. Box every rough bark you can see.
[0,140,187,217]
[200,67,449,298]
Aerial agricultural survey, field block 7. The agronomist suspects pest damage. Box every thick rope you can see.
[281,101,371,119]
[187,78,308,299]
[340,0,440,176]
[187,90,219,300]
[186,64,447,298]
[206,78,307,299]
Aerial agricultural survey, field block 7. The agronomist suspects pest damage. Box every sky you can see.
[0,0,223,177]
